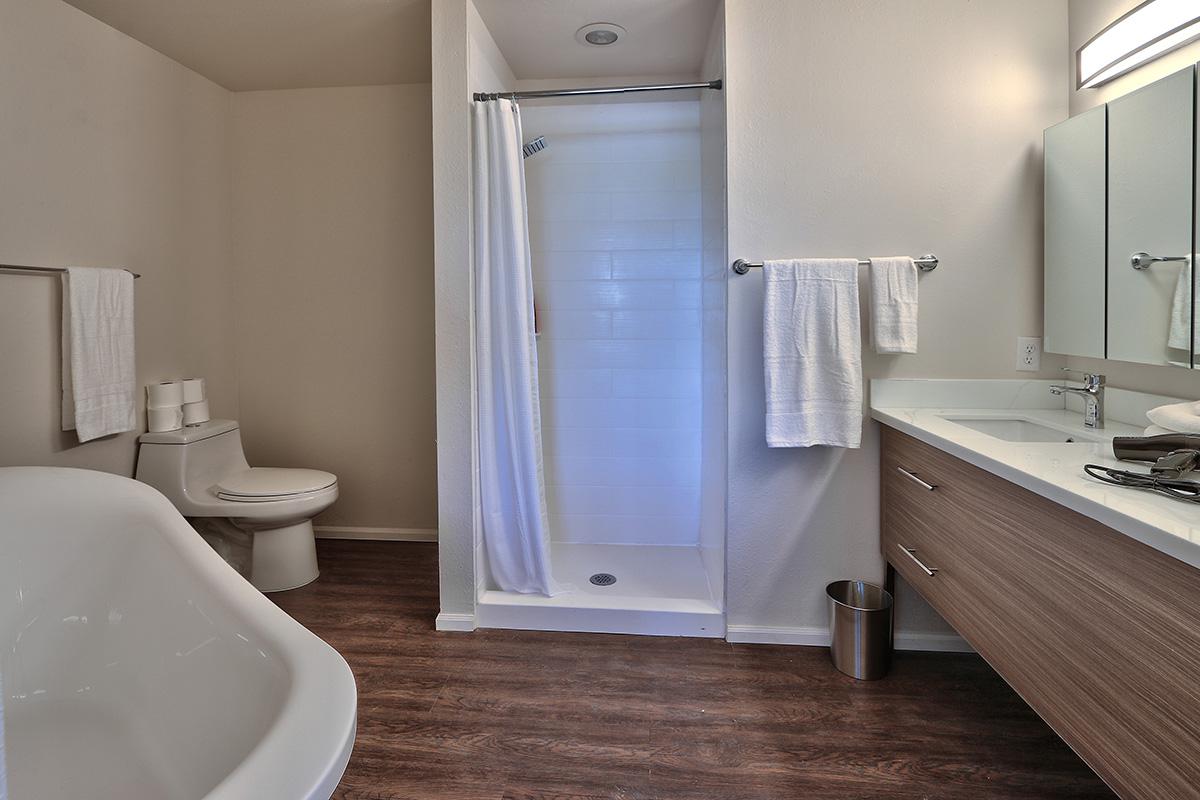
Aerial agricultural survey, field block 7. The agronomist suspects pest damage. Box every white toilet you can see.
[135,420,338,592]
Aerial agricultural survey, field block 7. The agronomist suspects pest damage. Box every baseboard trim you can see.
[725,624,973,653]
[314,526,437,542]
[435,612,477,632]
[726,625,828,646]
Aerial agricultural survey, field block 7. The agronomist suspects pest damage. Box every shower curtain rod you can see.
[473,79,721,102]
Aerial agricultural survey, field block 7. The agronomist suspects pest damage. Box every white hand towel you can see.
[763,258,862,448]
[868,256,918,354]
[1167,256,1194,353]
[1146,400,1200,435]
[61,268,136,442]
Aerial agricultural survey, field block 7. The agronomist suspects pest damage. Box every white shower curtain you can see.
[472,99,560,596]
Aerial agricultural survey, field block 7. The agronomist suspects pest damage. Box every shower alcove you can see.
[448,0,727,637]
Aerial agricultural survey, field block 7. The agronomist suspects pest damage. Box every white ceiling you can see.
[61,0,432,91]
[472,0,720,80]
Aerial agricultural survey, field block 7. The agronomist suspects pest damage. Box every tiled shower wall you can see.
[523,100,703,546]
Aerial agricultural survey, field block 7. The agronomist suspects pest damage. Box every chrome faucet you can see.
[1049,370,1105,429]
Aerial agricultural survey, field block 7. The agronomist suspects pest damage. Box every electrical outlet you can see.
[1016,337,1042,372]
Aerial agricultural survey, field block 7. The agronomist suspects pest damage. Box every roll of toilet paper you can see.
[148,405,184,433]
[181,377,206,404]
[182,399,210,426]
[146,380,184,408]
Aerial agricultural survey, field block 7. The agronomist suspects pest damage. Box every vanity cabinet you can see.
[881,427,1200,799]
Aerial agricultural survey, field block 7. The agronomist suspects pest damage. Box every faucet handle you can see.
[1062,367,1105,388]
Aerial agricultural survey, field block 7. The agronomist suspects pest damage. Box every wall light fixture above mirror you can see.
[1078,0,1200,89]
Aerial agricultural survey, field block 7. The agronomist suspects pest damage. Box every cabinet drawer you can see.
[880,454,954,604]
[880,426,1200,799]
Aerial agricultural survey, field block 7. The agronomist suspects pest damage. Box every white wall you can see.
[0,0,234,476]
[1064,0,1200,401]
[724,0,1068,642]
[699,4,728,609]
[523,100,704,547]
[230,84,436,532]
[433,0,518,622]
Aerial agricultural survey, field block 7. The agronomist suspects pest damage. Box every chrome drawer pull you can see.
[899,545,938,577]
[896,466,937,491]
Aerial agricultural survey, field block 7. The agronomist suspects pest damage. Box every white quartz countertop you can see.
[870,379,1200,571]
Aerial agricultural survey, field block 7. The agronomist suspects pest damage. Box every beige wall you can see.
[724,0,1069,640]
[1065,0,1200,400]
[230,84,437,531]
[1,0,438,534]
[0,0,235,476]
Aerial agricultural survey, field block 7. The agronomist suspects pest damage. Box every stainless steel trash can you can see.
[826,580,893,680]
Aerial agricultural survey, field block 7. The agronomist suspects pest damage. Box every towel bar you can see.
[1,263,141,279]
[732,255,938,275]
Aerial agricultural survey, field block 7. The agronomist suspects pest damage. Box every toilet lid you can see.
[216,468,336,501]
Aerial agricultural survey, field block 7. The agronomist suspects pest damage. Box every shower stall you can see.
[456,1,727,637]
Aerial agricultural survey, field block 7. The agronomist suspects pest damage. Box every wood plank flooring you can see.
[270,541,1115,800]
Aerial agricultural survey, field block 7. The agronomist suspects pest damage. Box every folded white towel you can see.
[868,256,918,354]
[1146,400,1200,435]
[763,258,862,448]
[61,268,137,442]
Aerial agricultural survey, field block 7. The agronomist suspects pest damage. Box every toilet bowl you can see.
[135,420,338,592]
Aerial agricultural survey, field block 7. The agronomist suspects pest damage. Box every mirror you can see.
[1044,106,1106,360]
[1106,66,1194,368]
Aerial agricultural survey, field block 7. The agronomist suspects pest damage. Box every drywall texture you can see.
[230,84,436,530]
[0,0,235,477]
[524,100,705,547]
[1064,0,1200,400]
[724,0,1068,636]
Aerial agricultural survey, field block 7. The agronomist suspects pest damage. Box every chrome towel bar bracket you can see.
[732,254,938,275]
[1130,252,1188,270]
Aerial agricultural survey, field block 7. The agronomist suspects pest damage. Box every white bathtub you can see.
[0,467,356,800]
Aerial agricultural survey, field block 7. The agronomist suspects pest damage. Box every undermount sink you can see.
[940,416,1102,444]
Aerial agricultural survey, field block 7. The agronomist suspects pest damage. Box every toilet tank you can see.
[136,420,251,511]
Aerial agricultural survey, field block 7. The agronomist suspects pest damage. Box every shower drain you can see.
[589,572,617,587]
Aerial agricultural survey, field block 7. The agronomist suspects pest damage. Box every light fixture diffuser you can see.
[1077,0,1200,89]
[575,23,626,48]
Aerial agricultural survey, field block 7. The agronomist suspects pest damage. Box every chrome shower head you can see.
[522,136,547,159]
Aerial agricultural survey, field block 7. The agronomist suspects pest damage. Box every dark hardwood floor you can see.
[270,541,1115,800]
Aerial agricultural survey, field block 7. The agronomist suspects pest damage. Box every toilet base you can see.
[250,519,320,593]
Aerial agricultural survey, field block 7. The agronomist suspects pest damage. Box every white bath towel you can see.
[1146,400,1200,435]
[61,268,136,442]
[868,256,918,354]
[763,258,862,448]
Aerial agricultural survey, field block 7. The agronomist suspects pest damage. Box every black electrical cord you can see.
[1083,463,1200,503]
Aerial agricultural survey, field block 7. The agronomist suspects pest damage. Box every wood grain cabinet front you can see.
[880,426,1200,800]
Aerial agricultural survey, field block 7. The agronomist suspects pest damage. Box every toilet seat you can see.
[216,468,337,503]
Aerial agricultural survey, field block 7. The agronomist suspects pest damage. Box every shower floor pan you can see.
[477,543,724,638]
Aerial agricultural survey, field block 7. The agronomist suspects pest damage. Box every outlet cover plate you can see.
[1017,337,1042,372]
